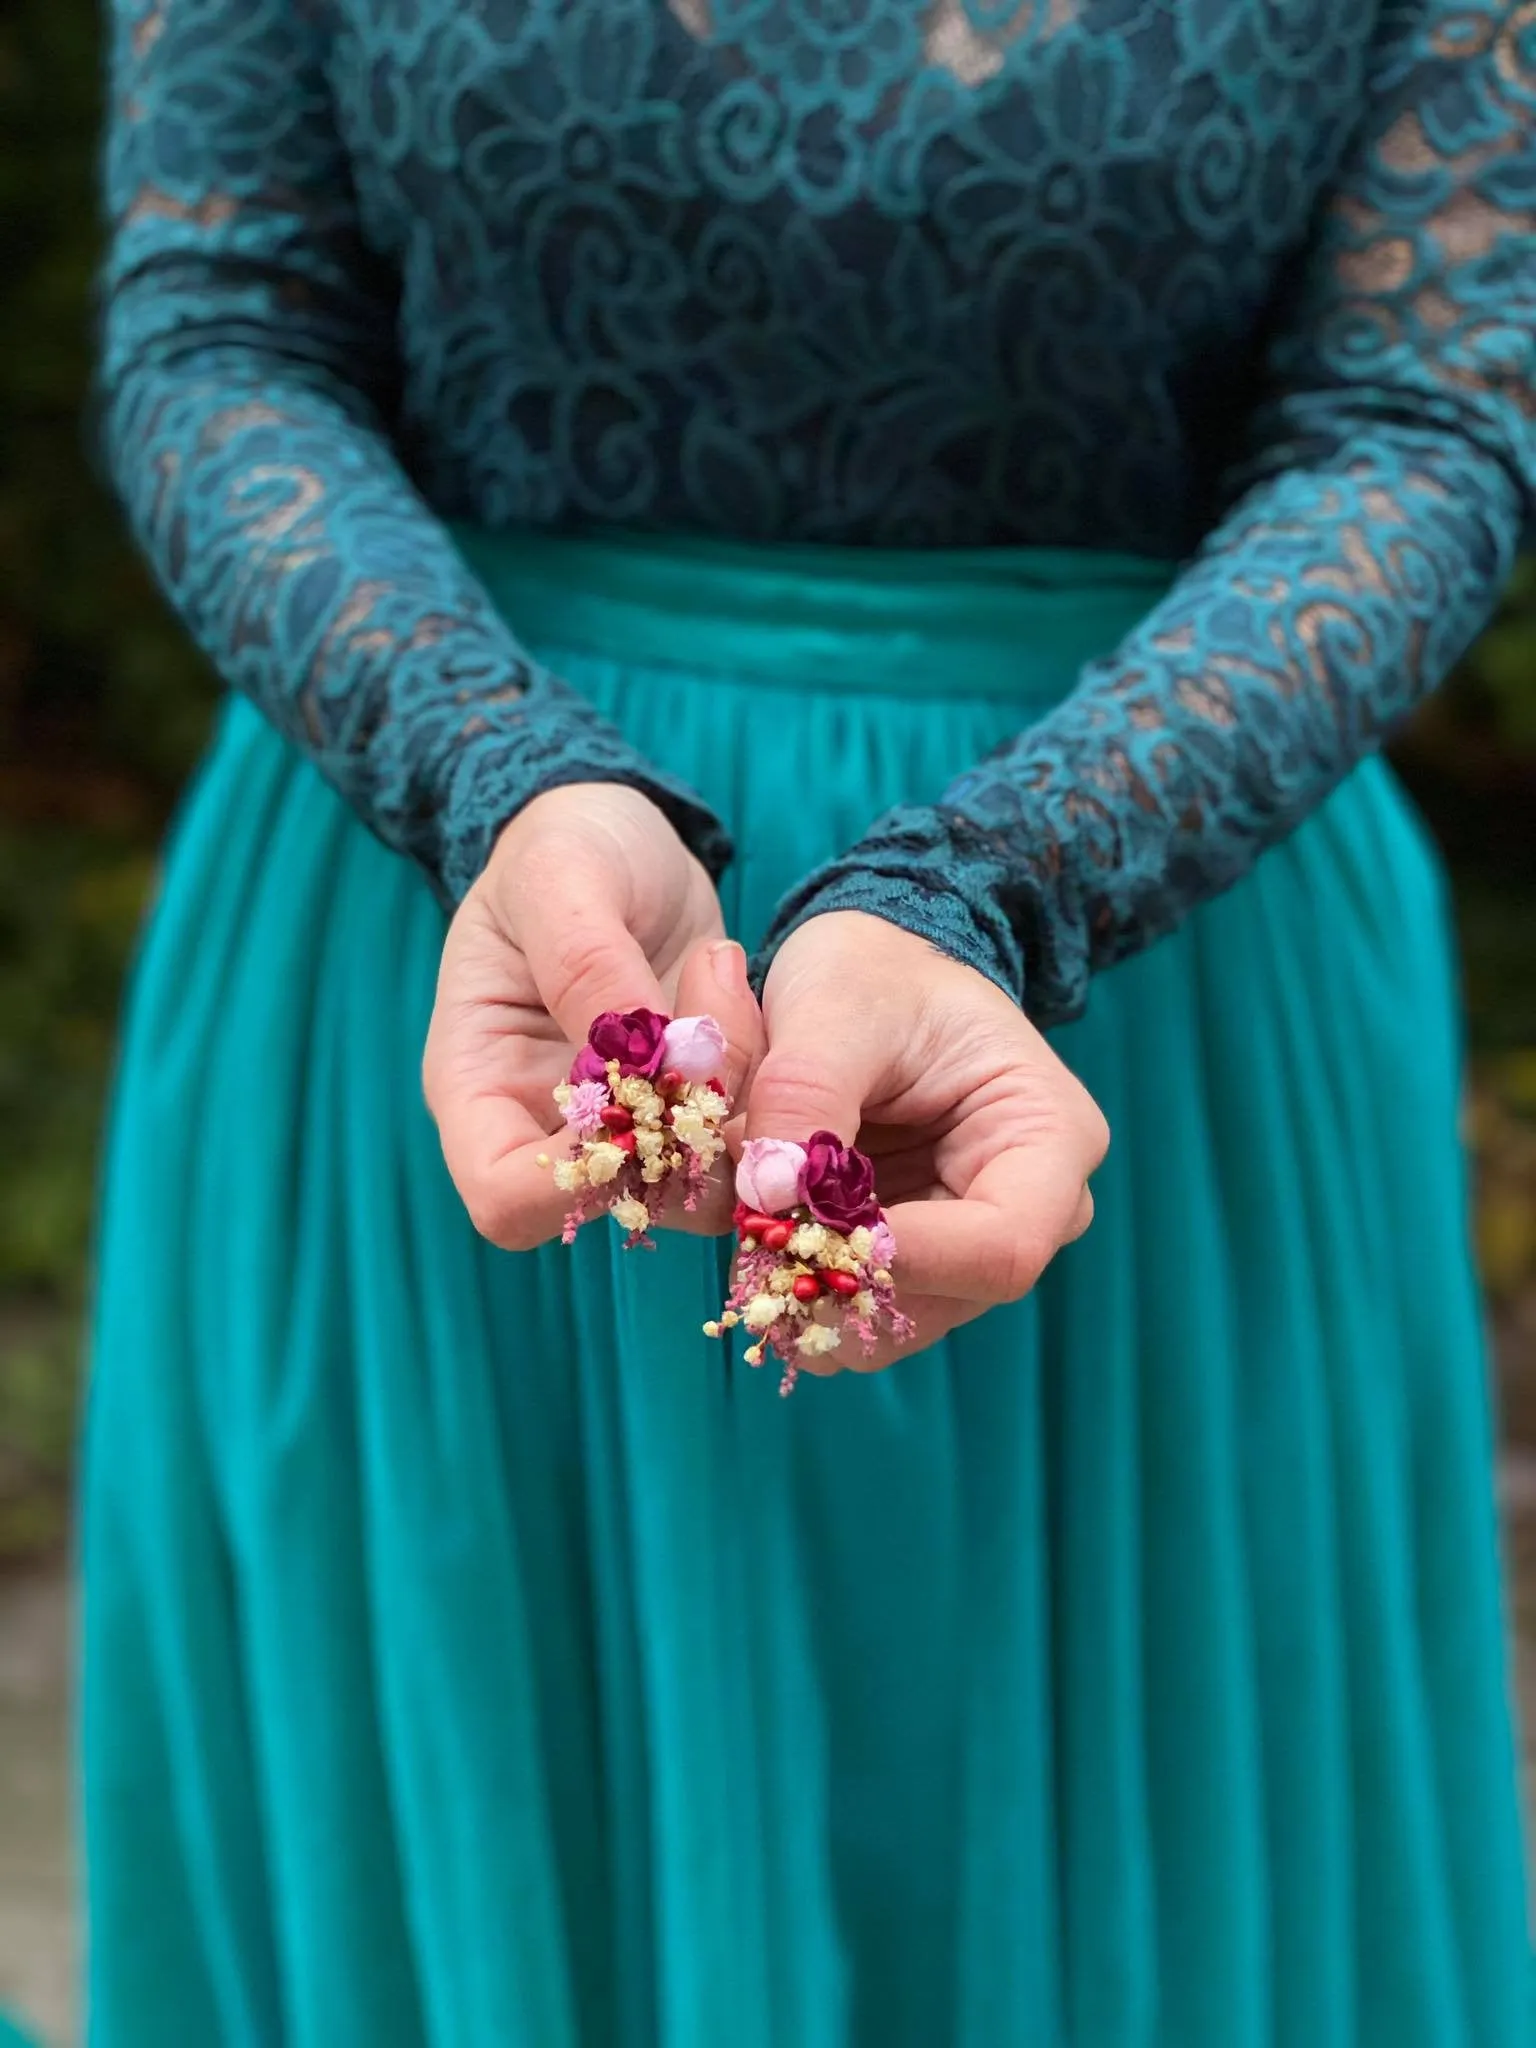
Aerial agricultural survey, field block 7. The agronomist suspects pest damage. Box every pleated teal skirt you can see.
[82,532,1532,2047]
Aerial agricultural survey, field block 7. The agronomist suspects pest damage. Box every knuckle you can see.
[420,1036,455,1123]
[753,1049,845,1132]
[459,1178,529,1251]
[543,926,620,1017]
[459,1182,504,1243]
[1080,1100,1111,1170]
[992,1228,1050,1304]
[1056,1076,1109,1168]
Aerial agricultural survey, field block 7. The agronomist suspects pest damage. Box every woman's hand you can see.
[425,783,763,1250]
[748,911,1109,1372]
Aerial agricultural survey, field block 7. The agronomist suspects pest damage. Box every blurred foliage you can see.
[2,0,216,1564]
[0,0,1534,1565]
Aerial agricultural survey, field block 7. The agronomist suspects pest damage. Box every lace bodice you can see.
[101,0,1536,1014]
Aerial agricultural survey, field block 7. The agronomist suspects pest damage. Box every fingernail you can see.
[710,940,748,996]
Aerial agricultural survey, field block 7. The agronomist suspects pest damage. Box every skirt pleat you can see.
[83,532,1531,2046]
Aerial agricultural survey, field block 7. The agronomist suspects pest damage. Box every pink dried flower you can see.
[559,1080,611,1137]
[569,1043,609,1084]
[736,1139,808,1217]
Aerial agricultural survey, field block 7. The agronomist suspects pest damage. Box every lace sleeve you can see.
[99,0,729,903]
[755,0,1536,1023]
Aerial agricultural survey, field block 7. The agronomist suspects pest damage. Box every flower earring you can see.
[541,1009,731,1245]
[705,1131,914,1395]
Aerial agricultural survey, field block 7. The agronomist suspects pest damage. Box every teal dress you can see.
[87,0,1536,2042]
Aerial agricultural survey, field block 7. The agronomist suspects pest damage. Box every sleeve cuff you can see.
[435,688,733,906]
[749,803,1050,1013]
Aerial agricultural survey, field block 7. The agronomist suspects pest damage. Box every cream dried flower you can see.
[669,1105,709,1150]
[585,1142,627,1185]
[796,1323,842,1358]
[742,1293,783,1332]
[615,1076,663,1122]
[610,1195,651,1235]
[675,1125,726,1171]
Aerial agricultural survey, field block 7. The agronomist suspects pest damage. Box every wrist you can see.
[492,779,677,855]
[752,808,1027,1009]
[443,746,732,906]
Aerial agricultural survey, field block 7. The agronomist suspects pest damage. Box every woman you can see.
[89,0,1534,2041]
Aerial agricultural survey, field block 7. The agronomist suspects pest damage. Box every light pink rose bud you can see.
[659,1013,727,1083]
[736,1138,809,1216]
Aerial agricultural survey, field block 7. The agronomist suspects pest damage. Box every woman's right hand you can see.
[424,782,763,1250]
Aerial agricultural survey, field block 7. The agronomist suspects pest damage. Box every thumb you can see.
[518,872,669,1049]
[672,938,764,1107]
[745,994,884,1145]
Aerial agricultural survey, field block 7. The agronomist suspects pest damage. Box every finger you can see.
[460,1134,587,1253]
[745,995,886,1145]
[883,1133,1097,1306]
[862,1136,950,1207]
[426,1047,576,1251]
[654,1136,744,1237]
[516,858,671,1050]
[424,995,572,1254]
[671,938,765,1107]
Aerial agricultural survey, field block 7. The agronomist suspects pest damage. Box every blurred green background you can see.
[2,0,1536,1571]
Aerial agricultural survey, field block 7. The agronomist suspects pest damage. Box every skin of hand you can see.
[747,910,1110,1373]
[424,783,764,1250]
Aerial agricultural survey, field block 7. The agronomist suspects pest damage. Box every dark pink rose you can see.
[571,1008,669,1084]
[802,1129,880,1234]
[569,1043,609,1084]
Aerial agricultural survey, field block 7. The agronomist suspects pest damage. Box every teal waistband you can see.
[452,526,1174,704]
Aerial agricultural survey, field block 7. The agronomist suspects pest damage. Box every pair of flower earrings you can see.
[541,1007,912,1394]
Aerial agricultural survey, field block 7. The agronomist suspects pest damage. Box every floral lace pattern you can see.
[102,0,1536,994]
[760,2,1536,1015]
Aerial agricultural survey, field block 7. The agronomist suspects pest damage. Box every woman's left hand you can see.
[746,910,1110,1371]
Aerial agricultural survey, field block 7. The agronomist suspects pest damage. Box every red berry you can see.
[823,1269,860,1297]
[707,1076,725,1095]
[739,1212,775,1240]
[660,1069,685,1095]
[792,1274,822,1303]
[611,1129,637,1154]
[732,1201,750,1228]
[599,1104,633,1132]
[761,1220,794,1253]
